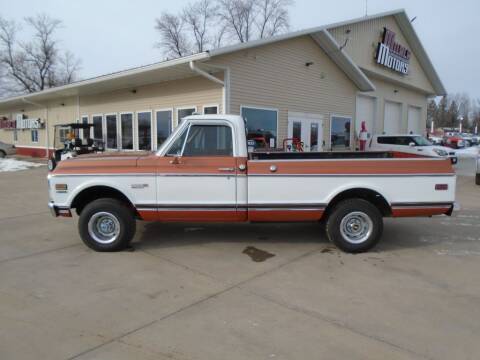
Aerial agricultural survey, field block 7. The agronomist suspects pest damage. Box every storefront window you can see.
[105,114,117,149]
[177,107,196,125]
[92,115,103,141]
[156,110,172,148]
[203,105,218,115]
[31,129,38,143]
[120,113,133,150]
[241,106,278,148]
[330,115,352,150]
[81,116,90,139]
[137,111,152,150]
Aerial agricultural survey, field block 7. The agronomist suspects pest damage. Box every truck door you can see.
[155,121,242,221]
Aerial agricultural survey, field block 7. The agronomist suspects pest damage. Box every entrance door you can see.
[330,115,352,150]
[356,95,375,139]
[384,101,402,134]
[287,113,323,152]
[407,106,422,135]
[155,121,241,222]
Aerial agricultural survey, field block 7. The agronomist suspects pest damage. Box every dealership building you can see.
[0,9,445,157]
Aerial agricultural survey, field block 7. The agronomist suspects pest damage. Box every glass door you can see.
[120,113,134,150]
[287,115,323,152]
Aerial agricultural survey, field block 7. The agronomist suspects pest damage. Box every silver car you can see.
[0,141,16,158]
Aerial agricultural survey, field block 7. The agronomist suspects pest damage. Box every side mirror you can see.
[409,142,416,147]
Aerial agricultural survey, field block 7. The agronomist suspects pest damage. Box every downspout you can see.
[22,98,49,158]
[189,61,228,114]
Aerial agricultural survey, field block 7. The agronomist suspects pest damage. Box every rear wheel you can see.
[476,173,480,186]
[78,198,136,251]
[326,199,383,253]
[0,150,6,158]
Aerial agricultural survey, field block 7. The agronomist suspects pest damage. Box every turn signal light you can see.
[435,184,448,191]
[55,184,68,192]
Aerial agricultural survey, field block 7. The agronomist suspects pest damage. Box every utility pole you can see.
[365,0,368,16]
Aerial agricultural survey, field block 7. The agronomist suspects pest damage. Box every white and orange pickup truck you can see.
[48,115,456,253]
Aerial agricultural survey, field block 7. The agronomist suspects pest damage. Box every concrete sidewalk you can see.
[0,166,479,360]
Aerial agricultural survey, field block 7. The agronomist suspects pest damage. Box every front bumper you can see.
[48,201,72,217]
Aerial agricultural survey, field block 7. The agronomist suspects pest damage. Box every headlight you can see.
[433,149,448,157]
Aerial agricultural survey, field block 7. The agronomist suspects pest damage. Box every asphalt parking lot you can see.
[1,160,479,360]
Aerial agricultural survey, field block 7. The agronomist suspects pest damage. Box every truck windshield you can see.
[413,136,432,146]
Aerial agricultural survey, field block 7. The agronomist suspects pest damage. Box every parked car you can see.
[368,134,457,164]
[444,134,465,149]
[429,135,444,146]
[0,141,16,158]
[48,115,456,254]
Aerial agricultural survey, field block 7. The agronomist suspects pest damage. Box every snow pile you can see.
[0,158,45,172]
[455,146,480,158]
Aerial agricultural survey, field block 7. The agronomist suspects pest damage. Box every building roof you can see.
[0,9,445,111]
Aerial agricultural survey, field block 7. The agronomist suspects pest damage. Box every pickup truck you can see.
[48,115,456,253]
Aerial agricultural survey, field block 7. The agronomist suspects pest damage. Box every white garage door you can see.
[407,106,422,135]
[356,95,375,138]
[384,101,402,134]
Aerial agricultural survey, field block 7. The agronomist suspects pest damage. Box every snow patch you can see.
[0,158,45,172]
[455,146,480,158]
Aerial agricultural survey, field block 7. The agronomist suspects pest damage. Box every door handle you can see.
[218,167,235,172]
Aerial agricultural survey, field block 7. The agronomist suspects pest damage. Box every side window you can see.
[378,137,394,145]
[183,125,233,157]
[166,127,188,156]
[395,137,410,146]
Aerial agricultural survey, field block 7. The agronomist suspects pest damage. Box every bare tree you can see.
[0,14,80,96]
[183,0,217,52]
[155,12,191,58]
[217,0,256,43]
[255,0,292,38]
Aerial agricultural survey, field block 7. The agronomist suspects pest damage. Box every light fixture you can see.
[305,61,314,67]
[131,89,137,94]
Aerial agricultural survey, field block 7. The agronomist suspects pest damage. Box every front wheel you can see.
[78,198,136,251]
[326,199,383,253]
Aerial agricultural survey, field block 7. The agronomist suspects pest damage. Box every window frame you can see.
[202,104,219,115]
[136,110,153,151]
[176,106,197,127]
[162,120,237,157]
[240,105,279,148]
[155,108,173,150]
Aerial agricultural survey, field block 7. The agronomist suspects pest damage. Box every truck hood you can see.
[52,151,155,175]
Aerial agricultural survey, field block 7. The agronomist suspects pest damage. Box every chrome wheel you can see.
[87,212,121,244]
[339,211,373,244]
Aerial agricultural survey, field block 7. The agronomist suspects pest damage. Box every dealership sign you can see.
[375,27,411,75]
[0,115,44,130]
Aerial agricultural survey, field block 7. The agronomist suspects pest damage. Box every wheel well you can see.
[71,186,135,216]
[324,188,391,217]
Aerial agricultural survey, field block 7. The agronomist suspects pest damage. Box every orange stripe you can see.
[391,207,451,217]
[248,209,324,222]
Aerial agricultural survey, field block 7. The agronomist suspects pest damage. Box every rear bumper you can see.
[48,201,72,217]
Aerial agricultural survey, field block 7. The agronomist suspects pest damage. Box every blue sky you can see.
[0,0,478,98]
